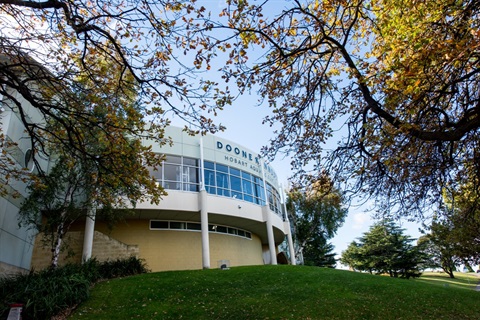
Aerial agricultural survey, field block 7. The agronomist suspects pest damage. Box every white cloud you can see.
[351,212,371,230]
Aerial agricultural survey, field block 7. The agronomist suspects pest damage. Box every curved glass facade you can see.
[149,154,283,217]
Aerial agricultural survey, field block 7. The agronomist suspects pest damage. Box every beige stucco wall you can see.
[31,216,267,272]
[209,232,264,268]
[91,220,264,272]
[39,219,265,272]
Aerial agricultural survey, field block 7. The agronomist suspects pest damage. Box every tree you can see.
[340,220,425,278]
[20,156,96,267]
[0,0,229,196]
[287,173,347,265]
[213,0,480,220]
[417,230,460,279]
[303,236,337,268]
[17,51,169,267]
[340,241,363,272]
[441,183,480,264]
[416,181,480,278]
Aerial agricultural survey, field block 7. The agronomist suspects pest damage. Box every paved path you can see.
[476,274,480,291]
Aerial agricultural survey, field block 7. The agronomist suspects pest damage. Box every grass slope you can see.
[70,266,479,320]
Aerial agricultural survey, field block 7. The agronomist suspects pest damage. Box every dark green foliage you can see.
[340,220,425,278]
[0,257,148,319]
[287,179,347,266]
[19,157,134,268]
[303,236,337,268]
[98,256,150,279]
[418,223,461,279]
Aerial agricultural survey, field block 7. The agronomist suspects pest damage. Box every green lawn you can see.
[415,271,479,291]
[70,266,479,320]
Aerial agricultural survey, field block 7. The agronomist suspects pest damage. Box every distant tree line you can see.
[341,206,479,279]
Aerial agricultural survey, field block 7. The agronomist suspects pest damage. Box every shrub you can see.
[0,267,90,320]
[0,256,148,319]
[99,256,149,279]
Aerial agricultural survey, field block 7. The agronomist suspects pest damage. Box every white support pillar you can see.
[281,184,296,265]
[82,206,96,262]
[199,137,210,269]
[264,207,277,265]
[261,158,277,265]
[200,190,210,269]
[286,222,296,265]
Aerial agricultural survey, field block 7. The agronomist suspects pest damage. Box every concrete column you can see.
[200,190,210,269]
[285,221,296,265]
[199,137,205,191]
[199,138,210,269]
[281,184,296,265]
[82,207,96,262]
[263,206,277,265]
[260,158,277,265]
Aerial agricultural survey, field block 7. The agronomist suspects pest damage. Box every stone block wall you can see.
[30,231,139,270]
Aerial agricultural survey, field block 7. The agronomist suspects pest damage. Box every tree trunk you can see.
[50,208,69,268]
[464,261,474,273]
[445,266,455,278]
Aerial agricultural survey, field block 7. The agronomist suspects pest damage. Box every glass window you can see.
[164,163,181,181]
[170,221,187,229]
[206,185,216,194]
[148,166,162,180]
[200,160,278,208]
[184,184,199,192]
[216,226,227,233]
[230,175,242,192]
[163,181,181,190]
[230,168,241,177]
[243,194,253,202]
[216,163,228,173]
[254,183,265,200]
[216,171,229,189]
[205,169,215,186]
[242,178,253,195]
[217,188,231,197]
[183,166,198,184]
[187,222,201,230]
[152,221,252,239]
[204,161,215,170]
[232,191,242,199]
[150,221,168,229]
[165,155,181,164]
[183,157,198,166]
[241,171,251,180]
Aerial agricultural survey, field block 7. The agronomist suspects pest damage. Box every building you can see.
[1,86,296,273]
[0,52,295,274]
[0,67,50,275]
[31,126,296,271]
